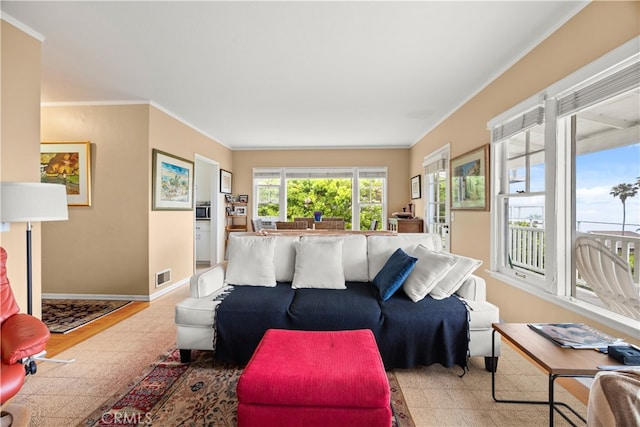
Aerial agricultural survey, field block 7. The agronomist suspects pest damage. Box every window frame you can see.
[488,36,640,336]
[253,169,284,222]
[252,167,388,230]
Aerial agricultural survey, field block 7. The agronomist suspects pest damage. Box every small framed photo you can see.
[235,206,247,216]
[451,144,489,211]
[220,169,232,194]
[238,194,249,203]
[151,149,194,211]
[225,206,233,216]
[41,141,92,206]
[225,194,234,203]
[411,175,421,200]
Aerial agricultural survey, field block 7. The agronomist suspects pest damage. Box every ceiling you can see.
[1,1,588,150]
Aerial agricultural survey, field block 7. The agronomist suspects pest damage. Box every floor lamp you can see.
[0,182,69,315]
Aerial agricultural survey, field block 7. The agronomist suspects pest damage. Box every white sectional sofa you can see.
[176,232,501,371]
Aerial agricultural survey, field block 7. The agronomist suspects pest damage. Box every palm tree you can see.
[610,182,639,235]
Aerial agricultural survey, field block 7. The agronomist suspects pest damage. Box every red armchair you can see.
[0,246,50,406]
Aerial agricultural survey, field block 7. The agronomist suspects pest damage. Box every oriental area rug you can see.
[82,347,415,427]
[42,299,132,334]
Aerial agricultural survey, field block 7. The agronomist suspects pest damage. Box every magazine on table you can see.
[528,322,625,349]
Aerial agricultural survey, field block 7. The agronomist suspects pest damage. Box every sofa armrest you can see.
[190,262,227,298]
[455,274,486,302]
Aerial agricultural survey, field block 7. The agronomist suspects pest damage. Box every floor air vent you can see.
[156,269,171,287]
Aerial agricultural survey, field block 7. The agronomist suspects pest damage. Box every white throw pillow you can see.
[225,236,277,287]
[300,235,368,282]
[367,234,442,281]
[403,244,459,302]
[430,252,482,300]
[292,239,346,289]
[274,236,300,282]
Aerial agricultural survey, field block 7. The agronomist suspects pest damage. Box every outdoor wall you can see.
[232,148,411,222]
[41,104,151,297]
[409,1,640,341]
[0,21,44,317]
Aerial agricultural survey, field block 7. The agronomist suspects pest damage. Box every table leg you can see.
[491,328,588,427]
[552,374,589,426]
[549,374,555,426]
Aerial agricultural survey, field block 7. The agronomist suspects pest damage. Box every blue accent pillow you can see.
[373,248,418,301]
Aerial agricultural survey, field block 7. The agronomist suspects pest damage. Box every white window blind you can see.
[254,169,281,179]
[285,169,353,179]
[557,61,640,117]
[358,169,387,179]
[491,106,544,143]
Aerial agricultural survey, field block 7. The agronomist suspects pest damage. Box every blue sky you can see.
[576,143,639,232]
[508,143,639,233]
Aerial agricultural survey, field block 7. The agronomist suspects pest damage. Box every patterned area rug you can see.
[82,347,415,426]
[42,299,132,334]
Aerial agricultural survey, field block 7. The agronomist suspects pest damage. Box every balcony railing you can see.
[509,225,546,274]
[508,225,638,282]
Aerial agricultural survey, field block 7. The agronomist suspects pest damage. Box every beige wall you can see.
[232,149,411,221]
[41,105,150,296]
[147,105,232,296]
[39,104,233,299]
[1,21,44,317]
[409,1,640,342]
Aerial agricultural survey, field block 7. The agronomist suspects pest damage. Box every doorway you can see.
[194,155,220,269]
[423,145,451,252]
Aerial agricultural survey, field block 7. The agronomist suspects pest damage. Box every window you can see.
[489,38,639,331]
[253,167,387,230]
[424,154,450,250]
[560,67,640,308]
[286,169,353,227]
[492,106,546,284]
[358,170,386,230]
[255,171,282,220]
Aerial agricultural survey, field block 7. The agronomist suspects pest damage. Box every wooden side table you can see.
[491,323,624,427]
[387,218,423,233]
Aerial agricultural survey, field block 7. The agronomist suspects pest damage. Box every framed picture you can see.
[235,206,247,216]
[238,194,249,203]
[450,144,489,211]
[220,169,232,194]
[225,194,234,203]
[41,141,92,206]
[152,149,194,211]
[411,175,421,199]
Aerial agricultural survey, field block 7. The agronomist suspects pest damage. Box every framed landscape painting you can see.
[152,149,194,211]
[40,141,92,206]
[450,145,489,211]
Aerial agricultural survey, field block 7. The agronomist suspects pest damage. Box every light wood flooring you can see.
[45,301,149,357]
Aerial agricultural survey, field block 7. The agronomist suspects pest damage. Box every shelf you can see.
[225,196,249,249]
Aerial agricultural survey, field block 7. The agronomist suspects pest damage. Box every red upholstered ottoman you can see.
[237,329,392,427]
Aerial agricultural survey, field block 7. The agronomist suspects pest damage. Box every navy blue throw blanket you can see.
[214,282,469,370]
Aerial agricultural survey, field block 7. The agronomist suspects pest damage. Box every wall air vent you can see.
[156,269,171,288]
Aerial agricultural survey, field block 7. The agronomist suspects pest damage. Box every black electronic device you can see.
[608,345,640,365]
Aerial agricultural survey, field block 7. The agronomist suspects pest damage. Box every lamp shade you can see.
[0,182,69,222]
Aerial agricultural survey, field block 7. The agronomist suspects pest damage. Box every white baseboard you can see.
[42,277,189,302]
